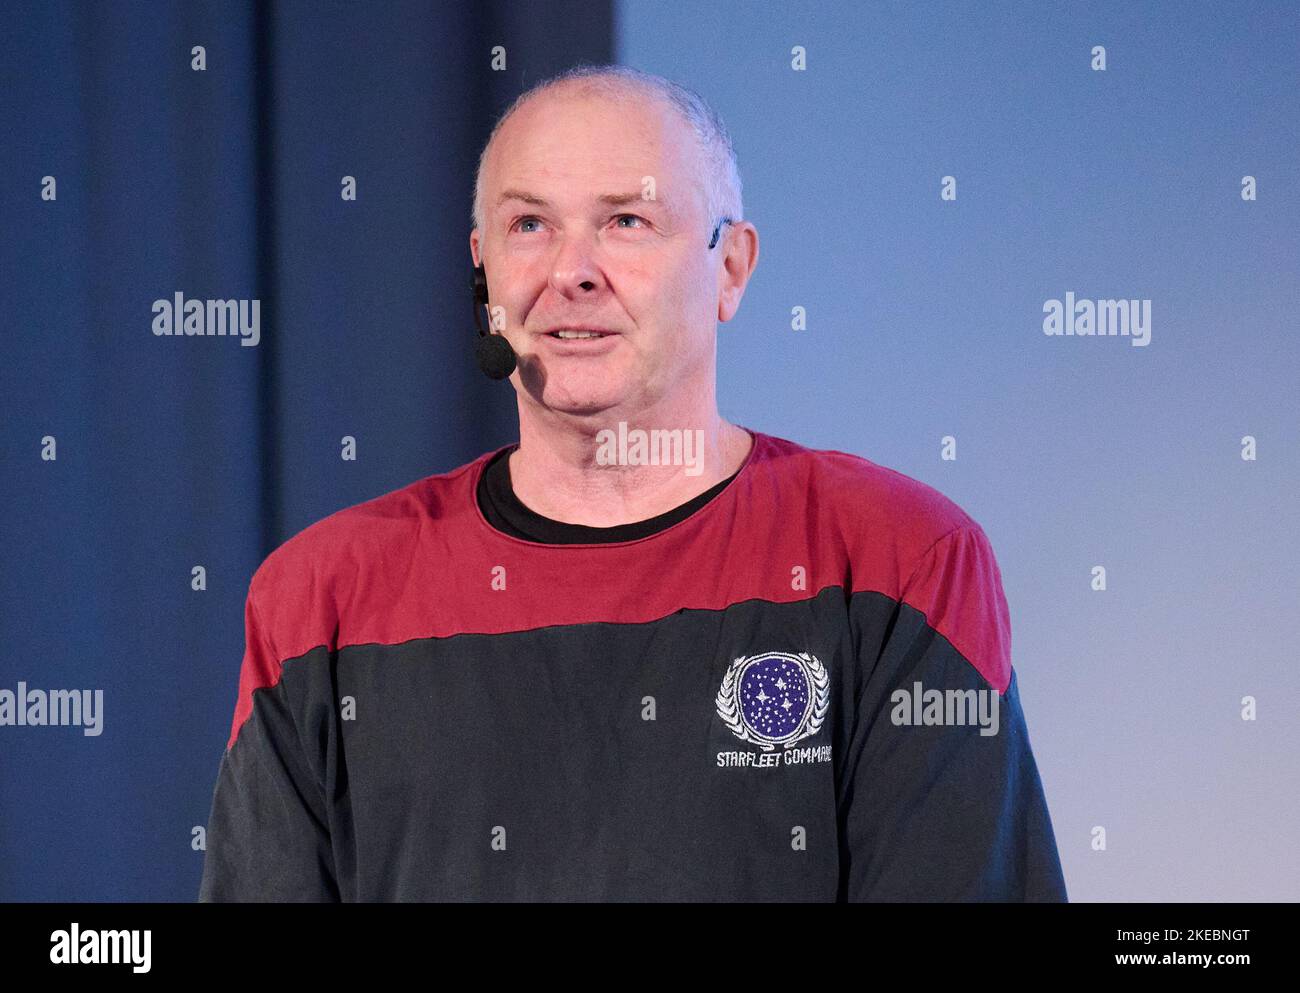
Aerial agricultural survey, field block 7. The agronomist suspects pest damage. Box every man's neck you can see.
[508,412,753,528]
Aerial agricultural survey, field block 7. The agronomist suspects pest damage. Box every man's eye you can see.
[509,214,646,234]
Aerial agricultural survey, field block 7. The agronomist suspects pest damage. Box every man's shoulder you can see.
[758,432,1012,691]
[247,449,494,600]
[756,431,984,553]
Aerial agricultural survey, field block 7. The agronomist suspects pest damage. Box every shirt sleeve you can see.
[838,524,1067,901]
[198,583,340,902]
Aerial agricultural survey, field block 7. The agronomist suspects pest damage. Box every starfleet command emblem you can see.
[716,651,829,752]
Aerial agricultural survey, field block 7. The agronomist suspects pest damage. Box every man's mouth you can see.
[546,328,614,339]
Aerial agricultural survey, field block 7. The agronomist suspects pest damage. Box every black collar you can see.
[476,446,739,544]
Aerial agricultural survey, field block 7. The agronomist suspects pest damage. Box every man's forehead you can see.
[494,187,680,216]
[486,88,704,219]
[502,84,676,147]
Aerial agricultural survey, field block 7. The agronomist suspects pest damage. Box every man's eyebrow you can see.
[496,189,549,209]
[495,189,673,213]
[596,191,672,211]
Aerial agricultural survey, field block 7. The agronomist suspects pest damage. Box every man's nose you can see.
[547,231,605,298]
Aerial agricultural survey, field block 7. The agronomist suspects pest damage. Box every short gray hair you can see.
[471,64,743,239]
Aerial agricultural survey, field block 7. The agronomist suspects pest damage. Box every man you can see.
[199,64,1067,901]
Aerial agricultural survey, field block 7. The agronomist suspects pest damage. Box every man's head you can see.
[469,65,758,426]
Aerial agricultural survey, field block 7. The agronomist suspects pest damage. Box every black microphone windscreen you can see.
[476,334,517,380]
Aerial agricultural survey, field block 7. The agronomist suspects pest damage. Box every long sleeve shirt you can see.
[198,428,1067,901]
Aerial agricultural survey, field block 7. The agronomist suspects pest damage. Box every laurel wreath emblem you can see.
[715,651,829,751]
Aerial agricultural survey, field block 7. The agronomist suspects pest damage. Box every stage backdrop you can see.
[2,0,1297,902]
[0,0,611,901]
[619,0,1299,901]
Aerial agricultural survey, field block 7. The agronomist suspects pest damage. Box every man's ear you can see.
[469,228,482,268]
[717,221,760,323]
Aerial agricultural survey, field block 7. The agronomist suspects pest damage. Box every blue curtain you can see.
[0,0,613,901]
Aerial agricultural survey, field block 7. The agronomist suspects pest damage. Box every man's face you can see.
[471,87,720,420]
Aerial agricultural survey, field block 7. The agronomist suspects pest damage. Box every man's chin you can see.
[542,395,622,419]
[536,376,631,419]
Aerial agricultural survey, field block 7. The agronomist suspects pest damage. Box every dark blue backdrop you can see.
[0,0,612,901]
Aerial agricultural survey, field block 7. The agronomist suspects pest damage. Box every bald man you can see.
[200,65,1066,902]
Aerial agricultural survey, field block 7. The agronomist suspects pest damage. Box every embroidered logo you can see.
[715,651,829,752]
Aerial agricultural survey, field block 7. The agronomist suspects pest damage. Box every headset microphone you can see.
[473,264,517,380]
